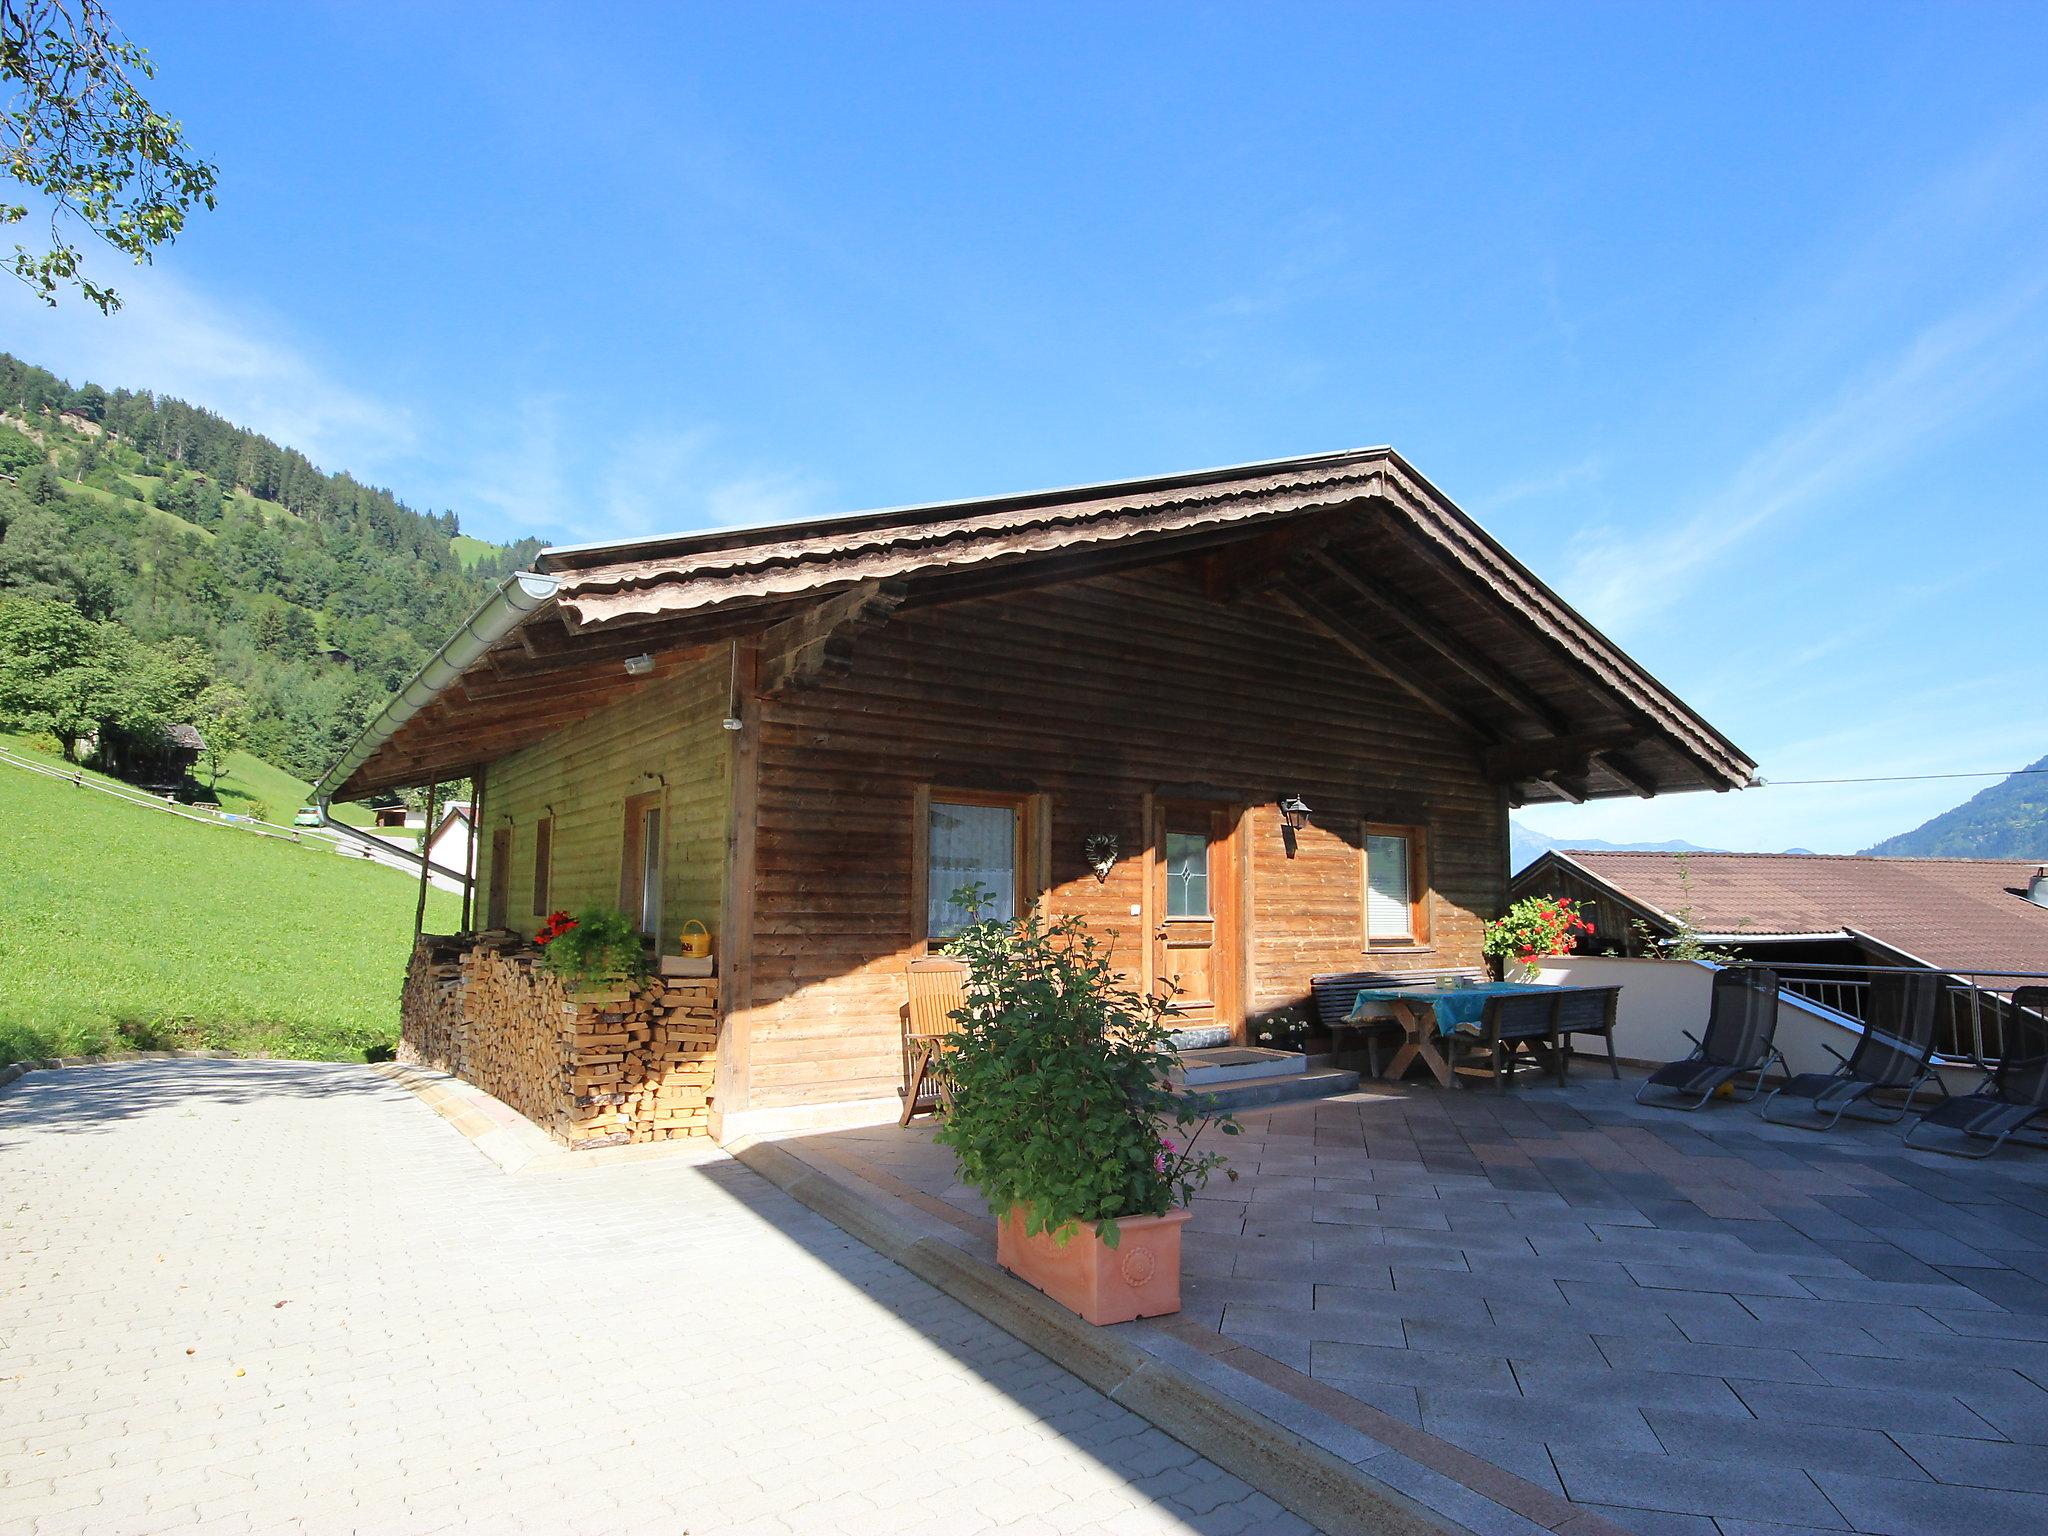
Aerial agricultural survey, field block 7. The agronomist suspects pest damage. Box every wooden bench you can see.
[1552,985,1623,1079]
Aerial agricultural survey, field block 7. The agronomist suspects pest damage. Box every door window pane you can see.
[1365,833,1412,940]
[929,801,1016,937]
[1165,831,1210,918]
[639,807,663,935]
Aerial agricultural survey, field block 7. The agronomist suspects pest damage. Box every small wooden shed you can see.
[319,448,1752,1137]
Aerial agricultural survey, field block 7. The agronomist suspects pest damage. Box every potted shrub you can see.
[534,906,650,991]
[1482,895,1593,979]
[934,891,1237,1326]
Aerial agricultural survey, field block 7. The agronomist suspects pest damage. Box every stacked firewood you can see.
[400,937,719,1147]
[563,975,719,1145]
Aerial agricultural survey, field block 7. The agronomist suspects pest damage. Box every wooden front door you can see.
[1151,800,1239,1033]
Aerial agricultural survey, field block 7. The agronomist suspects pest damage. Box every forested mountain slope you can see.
[0,353,541,783]
[1863,754,2048,859]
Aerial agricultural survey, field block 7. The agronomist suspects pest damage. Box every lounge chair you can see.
[899,956,970,1126]
[1904,987,2048,1159]
[1554,985,1623,1080]
[1449,990,1565,1092]
[1760,971,1946,1130]
[1635,966,1784,1111]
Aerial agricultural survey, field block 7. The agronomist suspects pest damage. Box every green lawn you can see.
[0,761,459,1066]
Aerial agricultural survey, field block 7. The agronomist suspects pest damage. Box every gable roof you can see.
[1529,849,2048,979]
[316,447,1756,803]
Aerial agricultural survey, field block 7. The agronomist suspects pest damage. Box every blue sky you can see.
[6,2,2045,854]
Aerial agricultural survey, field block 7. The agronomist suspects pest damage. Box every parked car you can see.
[292,807,322,828]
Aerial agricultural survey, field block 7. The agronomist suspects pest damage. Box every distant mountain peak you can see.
[1861,754,2048,860]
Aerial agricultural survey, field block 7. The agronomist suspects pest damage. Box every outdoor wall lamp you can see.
[1278,795,1312,831]
[623,652,655,677]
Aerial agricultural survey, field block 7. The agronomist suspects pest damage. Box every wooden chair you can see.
[900,956,971,1126]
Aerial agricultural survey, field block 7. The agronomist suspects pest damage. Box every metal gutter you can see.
[312,570,559,803]
[314,807,474,885]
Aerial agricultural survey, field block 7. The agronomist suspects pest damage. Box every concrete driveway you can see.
[0,1061,1314,1536]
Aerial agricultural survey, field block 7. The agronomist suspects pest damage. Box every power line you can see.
[1754,767,2048,788]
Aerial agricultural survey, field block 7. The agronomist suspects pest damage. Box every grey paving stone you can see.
[1639,1407,1928,1482]
[1730,1380,2003,1439]
[1895,1432,2048,1493]
[1548,1444,1846,1526]
[1504,1362,1752,1417]
[1813,1469,2048,1536]
[1421,1385,1662,1454]
[1309,1340,1518,1393]
[1578,1502,1717,1536]
[1592,1331,1825,1385]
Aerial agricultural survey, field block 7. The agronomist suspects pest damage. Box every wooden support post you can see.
[413,780,439,940]
[462,764,484,930]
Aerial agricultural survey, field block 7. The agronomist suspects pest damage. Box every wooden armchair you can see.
[900,956,971,1126]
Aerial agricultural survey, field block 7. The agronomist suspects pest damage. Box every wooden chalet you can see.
[320,448,1754,1138]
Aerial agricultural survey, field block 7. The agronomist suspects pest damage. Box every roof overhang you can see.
[319,447,1757,804]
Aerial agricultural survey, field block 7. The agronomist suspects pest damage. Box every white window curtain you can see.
[929,801,1017,937]
[1365,832,1412,940]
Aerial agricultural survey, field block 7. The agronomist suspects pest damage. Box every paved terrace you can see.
[0,1060,1312,1536]
[806,1072,2048,1536]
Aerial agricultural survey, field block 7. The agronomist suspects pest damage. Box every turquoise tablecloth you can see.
[1346,981,1555,1036]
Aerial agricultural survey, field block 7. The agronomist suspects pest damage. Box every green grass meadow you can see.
[0,762,458,1066]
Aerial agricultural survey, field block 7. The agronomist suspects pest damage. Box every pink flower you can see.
[1154,1153,1168,1174]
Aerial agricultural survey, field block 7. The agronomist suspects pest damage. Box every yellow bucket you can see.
[676,919,713,958]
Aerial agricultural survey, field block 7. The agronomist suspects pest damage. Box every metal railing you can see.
[1770,962,2048,1067]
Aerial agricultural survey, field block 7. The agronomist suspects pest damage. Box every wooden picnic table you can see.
[1344,981,1586,1088]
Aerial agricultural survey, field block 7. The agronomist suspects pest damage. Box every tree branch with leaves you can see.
[2,0,217,313]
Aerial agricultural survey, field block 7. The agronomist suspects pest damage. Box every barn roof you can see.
[316,447,1757,804]
[1526,849,2048,979]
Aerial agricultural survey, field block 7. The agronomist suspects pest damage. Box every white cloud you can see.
[0,268,416,477]
[1560,274,2048,634]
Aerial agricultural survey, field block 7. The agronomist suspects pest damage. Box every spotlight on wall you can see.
[1278,795,1313,831]
[623,653,655,677]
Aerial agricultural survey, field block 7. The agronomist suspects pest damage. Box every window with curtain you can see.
[1363,824,1430,946]
[927,798,1018,938]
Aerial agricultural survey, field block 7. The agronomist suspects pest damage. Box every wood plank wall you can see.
[473,651,731,947]
[743,564,1507,1112]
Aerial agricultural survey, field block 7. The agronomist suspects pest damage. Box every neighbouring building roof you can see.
[317,447,1757,804]
[167,723,205,751]
[1531,849,2048,980]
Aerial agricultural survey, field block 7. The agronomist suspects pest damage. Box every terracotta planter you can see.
[996,1206,1191,1325]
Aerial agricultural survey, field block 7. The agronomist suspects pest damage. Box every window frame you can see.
[909,794,1040,950]
[530,816,554,918]
[1361,821,1432,951]
[620,791,665,940]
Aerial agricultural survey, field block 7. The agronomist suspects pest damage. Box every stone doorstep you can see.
[735,1133,1633,1536]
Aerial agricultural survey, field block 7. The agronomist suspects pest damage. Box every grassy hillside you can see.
[450,533,498,569]
[0,761,458,1066]
[3,733,381,828]
[1863,753,2048,859]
